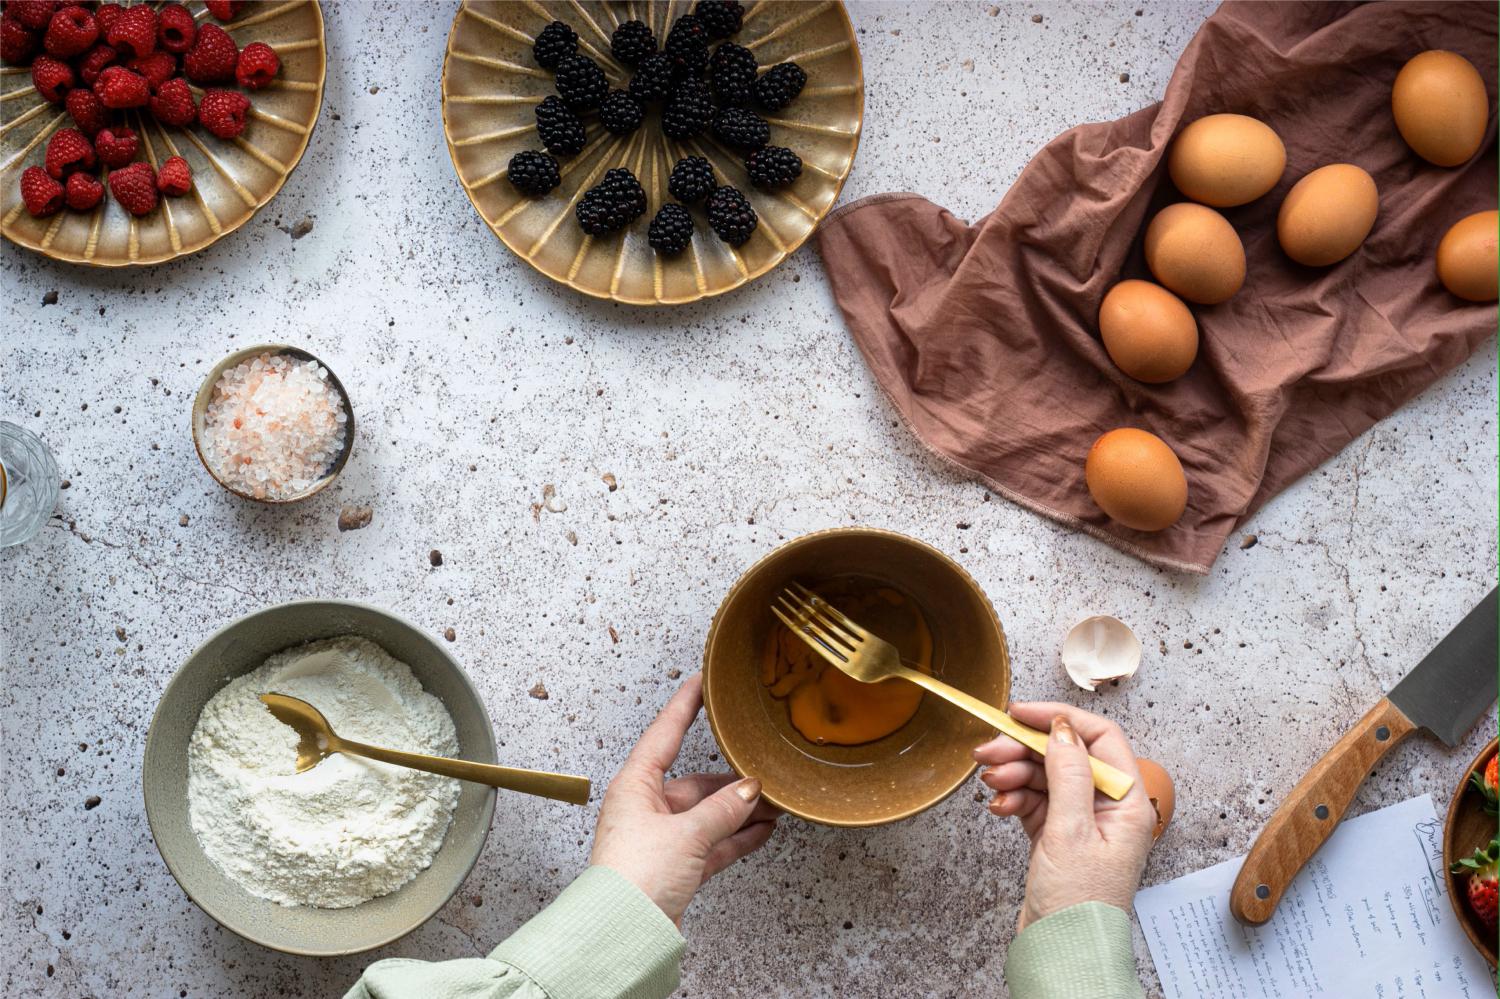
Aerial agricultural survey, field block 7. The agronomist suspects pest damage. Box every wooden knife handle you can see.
[1228,697,1417,925]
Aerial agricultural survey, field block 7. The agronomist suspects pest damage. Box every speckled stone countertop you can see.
[2,3,1496,997]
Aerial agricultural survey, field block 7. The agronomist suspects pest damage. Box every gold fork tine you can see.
[780,586,863,648]
[773,594,859,656]
[790,581,869,639]
[770,604,851,665]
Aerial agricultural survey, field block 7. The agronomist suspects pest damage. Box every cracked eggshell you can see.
[1061,615,1142,691]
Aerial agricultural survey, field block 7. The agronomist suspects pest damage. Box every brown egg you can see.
[1276,164,1378,266]
[1084,428,1188,532]
[1144,203,1245,305]
[1392,50,1489,167]
[1135,759,1175,840]
[1098,280,1199,383]
[1168,113,1286,207]
[1436,210,1499,302]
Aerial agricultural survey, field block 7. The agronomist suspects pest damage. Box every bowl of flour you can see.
[143,601,497,956]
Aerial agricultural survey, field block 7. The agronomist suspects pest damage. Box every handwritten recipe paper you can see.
[1136,796,1496,998]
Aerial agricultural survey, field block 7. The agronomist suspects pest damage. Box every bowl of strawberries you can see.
[1,0,325,266]
[1444,736,1498,967]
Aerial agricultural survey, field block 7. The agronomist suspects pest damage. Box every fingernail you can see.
[988,793,1008,814]
[972,739,999,758]
[1051,716,1075,746]
[979,769,1001,789]
[735,777,762,803]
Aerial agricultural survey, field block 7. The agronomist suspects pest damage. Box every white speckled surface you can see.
[2,2,1495,997]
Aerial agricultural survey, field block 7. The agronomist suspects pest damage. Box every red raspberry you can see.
[203,0,242,22]
[44,125,95,178]
[64,86,106,134]
[1,17,37,64]
[29,53,72,101]
[156,154,191,195]
[8,1,57,31]
[182,22,235,82]
[108,160,157,215]
[155,2,194,54]
[104,2,153,58]
[127,49,173,88]
[148,75,195,125]
[20,165,63,216]
[93,3,124,35]
[235,40,278,90]
[93,124,137,167]
[198,88,249,138]
[94,64,147,107]
[42,4,95,57]
[64,170,103,210]
[76,41,116,84]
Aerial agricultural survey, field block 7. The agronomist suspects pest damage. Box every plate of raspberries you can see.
[1,0,325,266]
[442,0,863,305]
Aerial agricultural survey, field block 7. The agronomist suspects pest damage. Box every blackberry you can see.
[708,42,756,107]
[610,19,656,66]
[668,155,716,203]
[555,55,608,111]
[662,80,713,139]
[532,21,577,69]
[648,203,695,256]
[745,145,801,189]
[535,96,587,156]
[629,52,674,103]
[711,107,768,150]
[706,185,757,246]
[506,150,560,196]
[754,61,806,111]
[695,0,744,38]
[575,168,647,235]
[664,15,709,80]
[598,89,643,135]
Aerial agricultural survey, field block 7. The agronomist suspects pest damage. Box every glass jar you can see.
[0,421,60,548]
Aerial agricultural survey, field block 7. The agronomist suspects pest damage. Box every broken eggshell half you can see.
[1061,615,1142,691]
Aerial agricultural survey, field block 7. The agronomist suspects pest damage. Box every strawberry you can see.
[64,169,102,210]
[156,154,190,196]
[1471,754,1499,818]
[44,125,94,179]
[148,76,195,126]
[1452,835,1499,937]
[103,1,153,59]
[183,22,235,83]
[29,52,73,102]
[107,160,157,215]
[203,0,243,22]
[198,87,248,138]
[8,1,58,31]
[93,64,147,107]
[19,165,63,216]
[76,41,116,85]
[41,4,95,58]
[65,86,106,134]
[1,17,37,65]
[155,2,194,54]
[93,124,137,167]
[235,40,277,90]
[126,49,173,88]
[93,3,124,36]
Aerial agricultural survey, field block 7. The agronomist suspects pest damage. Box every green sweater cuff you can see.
[1003,902,1144,999]
[489,865,685,999]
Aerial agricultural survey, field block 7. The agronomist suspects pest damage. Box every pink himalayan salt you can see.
[201,352,347,500]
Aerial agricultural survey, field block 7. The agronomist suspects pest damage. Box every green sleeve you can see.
[1003,901,1145,999]
[346,866,685,999]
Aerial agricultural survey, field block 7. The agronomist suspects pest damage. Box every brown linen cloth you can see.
[817,1,1497,574]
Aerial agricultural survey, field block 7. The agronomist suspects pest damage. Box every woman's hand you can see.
[975,702,1157,931]
[590,673,779,925]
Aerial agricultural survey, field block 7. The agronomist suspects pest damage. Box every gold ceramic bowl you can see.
[703,528,1010,827]
[1,1,325,266]
[441,1,863,305]
[190,343,354,504]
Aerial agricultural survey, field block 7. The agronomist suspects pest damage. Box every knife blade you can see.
[1229,586,1498,926]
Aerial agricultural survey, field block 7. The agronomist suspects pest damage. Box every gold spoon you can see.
[259,692,592,805]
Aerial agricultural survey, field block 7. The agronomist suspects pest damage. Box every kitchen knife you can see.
[1229,586,1498,926]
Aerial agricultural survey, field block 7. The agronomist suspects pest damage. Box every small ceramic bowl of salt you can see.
[192,345,355,503]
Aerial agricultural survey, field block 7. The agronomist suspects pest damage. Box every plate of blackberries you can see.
[442,1,863,305]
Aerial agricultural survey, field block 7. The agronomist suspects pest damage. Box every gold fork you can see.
[772,583,1135,801]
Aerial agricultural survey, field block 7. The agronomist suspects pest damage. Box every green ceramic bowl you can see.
[143,600,497,956]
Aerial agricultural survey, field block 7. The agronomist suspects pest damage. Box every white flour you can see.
[187,636,461,908]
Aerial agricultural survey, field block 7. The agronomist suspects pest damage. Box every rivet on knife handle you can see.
[1228,697,1417,925]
